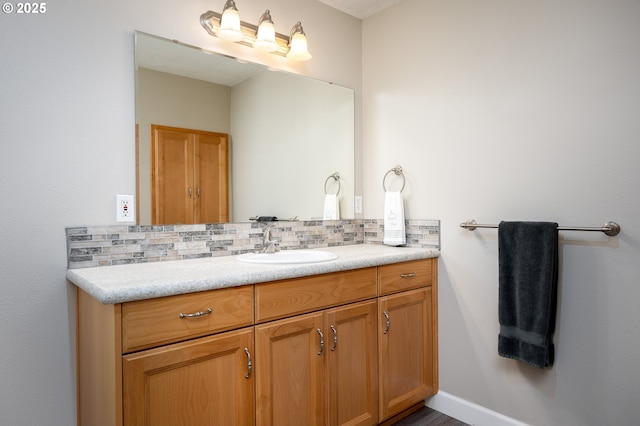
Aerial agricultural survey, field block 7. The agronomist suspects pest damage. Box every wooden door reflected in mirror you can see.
[151,125,229,224]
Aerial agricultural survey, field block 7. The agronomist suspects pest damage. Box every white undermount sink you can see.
[236,250,338,264]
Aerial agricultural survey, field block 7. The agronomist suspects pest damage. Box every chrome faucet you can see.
[262,226,280,253]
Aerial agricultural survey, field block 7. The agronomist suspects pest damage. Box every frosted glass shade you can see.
[218,7,243,42]
[287,32,312,61]
[254,20,277,52]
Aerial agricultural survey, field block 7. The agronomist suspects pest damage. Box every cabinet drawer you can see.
[378,259,434,295]
[255,268,377,323]
[122,285,253,353]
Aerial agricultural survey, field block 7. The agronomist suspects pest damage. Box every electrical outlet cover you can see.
[116,194,135,223]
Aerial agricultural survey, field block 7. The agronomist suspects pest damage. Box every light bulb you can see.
[218,1,243,42]
[287,25,311,61]
[253,10,277,52]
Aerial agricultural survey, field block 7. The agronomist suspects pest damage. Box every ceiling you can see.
[317,0,403,19]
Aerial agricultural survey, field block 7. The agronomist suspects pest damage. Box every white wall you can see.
[363,0,640,425]
[0,1,361,424]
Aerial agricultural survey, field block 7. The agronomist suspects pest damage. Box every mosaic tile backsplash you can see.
[66,219,439,269]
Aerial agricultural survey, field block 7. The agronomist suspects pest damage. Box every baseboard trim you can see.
[425,391,530,426]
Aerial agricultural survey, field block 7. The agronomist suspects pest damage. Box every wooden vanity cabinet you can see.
[76,257,437,426]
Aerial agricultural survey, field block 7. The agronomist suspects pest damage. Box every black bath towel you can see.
[498,221,558,368]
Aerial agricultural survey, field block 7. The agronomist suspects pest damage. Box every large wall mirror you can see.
[135,31,355,225]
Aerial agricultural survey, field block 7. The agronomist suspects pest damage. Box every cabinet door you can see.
[123,327,254,426]
[326,300,379,426]
[378,287,435,421]
[255,312,325,426]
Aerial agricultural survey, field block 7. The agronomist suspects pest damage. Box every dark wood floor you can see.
[392,406,469,426]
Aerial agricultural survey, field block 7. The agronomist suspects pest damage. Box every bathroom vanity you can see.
[69,245,439,426]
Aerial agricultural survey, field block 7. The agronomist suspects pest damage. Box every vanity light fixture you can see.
[200,2,311,61]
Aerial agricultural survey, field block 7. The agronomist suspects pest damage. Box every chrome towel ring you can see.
[382,165,405,192]
[324,172,341,196]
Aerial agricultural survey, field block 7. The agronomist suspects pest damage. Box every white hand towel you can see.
[323,194,340,220]
[383,191,405,246]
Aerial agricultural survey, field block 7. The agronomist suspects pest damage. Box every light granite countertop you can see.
[67,244,440,304]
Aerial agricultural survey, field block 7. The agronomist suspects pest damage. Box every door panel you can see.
[195,132,228,223]
[379,287,434,420]
[152,126,194,224]
[123,328,254,426]
[255,312,325,426]
[327,300,379,426]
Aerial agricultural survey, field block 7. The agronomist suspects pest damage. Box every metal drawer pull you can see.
[330,325,338,351]
[178,307,212,318]
[244,347,252,378]
[188,186,193,198]
[316,328,324,355]
[400,272,416,278]
[383,310,390,334]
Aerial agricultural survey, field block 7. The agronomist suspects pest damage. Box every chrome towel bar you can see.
[460,219,621,236]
